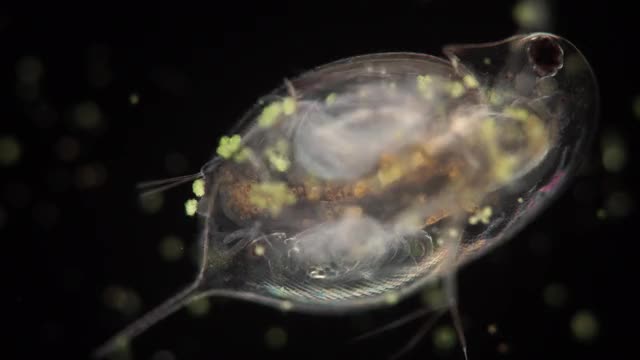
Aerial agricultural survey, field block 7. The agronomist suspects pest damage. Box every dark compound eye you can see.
[528,36,564,77]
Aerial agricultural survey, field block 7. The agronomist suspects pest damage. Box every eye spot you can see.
[527,36,564,77]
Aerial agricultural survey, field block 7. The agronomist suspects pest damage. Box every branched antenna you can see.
[136,173,202,197]
[350,306,438,343]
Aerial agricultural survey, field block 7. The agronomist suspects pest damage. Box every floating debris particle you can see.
[543,283,568,308]
[103,286,142,316]
[73,101,103,130]
[513,0,551,31]
[605,191,633,218]
[75,163,107,189]
[16,56,44,85]
[421,285,446,308]
[139,193,164,214]
[186,297,210,317]
[151,350,176,360]
[129,93,140,105]
[0,136,21,166]
[571,310,599,343]
[384,291,399,305]
[264,326,287,350]
[158,235,184,262]
[633,95,640,120]
[433,325,457,351]
[601,132,626,173]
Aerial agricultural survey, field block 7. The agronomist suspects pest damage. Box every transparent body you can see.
[96,33,597,357]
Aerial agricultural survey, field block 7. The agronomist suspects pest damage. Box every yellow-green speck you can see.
[463,74,479,89]
[264,139,291,172]
[16,56,44,85]
[513,0,548,30]
[421,285,446,308]
[258,102,282,128]
[103,285,142,316]
[504,106,529,121]
[73,101,102,129]
[488,90,503,105]
[264,326,288,350]
[0,136,21,166]
[417,74,433,93]
[249,181,296,216]
[186,297,210,317]
[571,310,599,342]
[233,147,253,163]
[325,93,337,105]
[282,97,296,115]
[433,325,457,351]
[469,206,493,225]
[279,300,294,311]
[158,235,184,262]
[216,135,242,159]
[633,95,640,120]
[192,178,205,197]
[601,133,626,173]
[384,291,399,305]
[185,198,198,216]
[605,191,633,218]
[448,81,465,98]
[543,283,568,308]
[129,93,140,105]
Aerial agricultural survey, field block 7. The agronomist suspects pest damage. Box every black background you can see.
[4,1,638,359]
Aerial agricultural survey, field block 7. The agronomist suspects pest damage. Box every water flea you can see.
[95,33,598,359]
